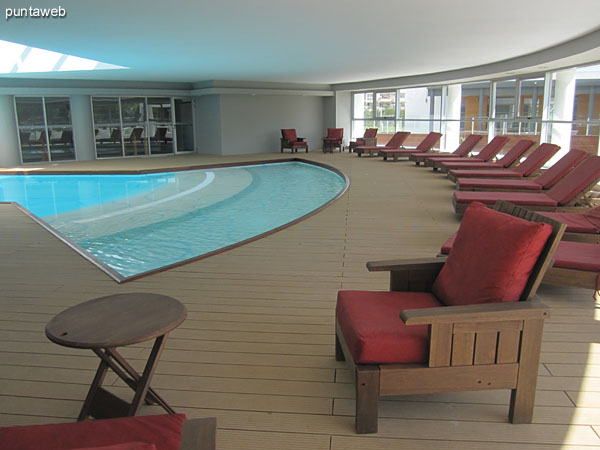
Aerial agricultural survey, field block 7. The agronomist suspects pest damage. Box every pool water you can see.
[0,162,346,279]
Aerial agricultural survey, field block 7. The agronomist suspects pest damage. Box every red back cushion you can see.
[364,128,377,138]
[328,128,343,139]
[281,129,297,141]
[546,155,600,205]
[474,136,509,160]
[497,139,534,167]
[512,143,560,176]
[431,202,552,306]
[386,131,410,148]
[452,134,484,156]
[534,148,588,188]
[415,132,442,152]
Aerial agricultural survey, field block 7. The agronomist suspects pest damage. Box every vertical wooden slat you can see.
[451,332,475,366]
[429,323,452,367]
[474,331,498,365]
[497,329,521,363]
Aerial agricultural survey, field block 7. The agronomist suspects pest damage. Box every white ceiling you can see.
[2,0,600,86]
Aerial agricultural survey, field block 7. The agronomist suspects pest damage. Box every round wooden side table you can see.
[46,293,187,421]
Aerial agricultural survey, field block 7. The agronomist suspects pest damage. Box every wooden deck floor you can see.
[1,151,600,449]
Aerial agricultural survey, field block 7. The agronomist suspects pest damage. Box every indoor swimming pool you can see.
[0,161,347,280]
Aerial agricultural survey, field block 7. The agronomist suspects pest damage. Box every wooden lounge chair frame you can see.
[335,201,565,434]
[356,131,410,158]
[409,134,483,166]
[380,132,441,161]
[452,155,600,215]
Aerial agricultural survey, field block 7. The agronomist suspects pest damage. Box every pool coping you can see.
[0,158,350,283]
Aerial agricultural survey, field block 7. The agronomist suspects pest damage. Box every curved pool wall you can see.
[1,159,349,282]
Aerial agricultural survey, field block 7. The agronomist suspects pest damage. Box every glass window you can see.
[460,81,490,136]
[92,97,123,158]
[15,96,74,163]
[148,97,173,155]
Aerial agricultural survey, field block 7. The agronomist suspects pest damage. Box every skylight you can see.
[0,40,126,74]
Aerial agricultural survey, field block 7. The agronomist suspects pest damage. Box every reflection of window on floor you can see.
[15,96,75,164]
[92,96,194,158]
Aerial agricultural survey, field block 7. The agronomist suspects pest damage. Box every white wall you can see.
[217,94,325,155]
[194,95,222,155]
[0,95,21,166]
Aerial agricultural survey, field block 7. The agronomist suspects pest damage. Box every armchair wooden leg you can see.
[335,334,345,361]
[355,365,380,434]
[509,318,545,423]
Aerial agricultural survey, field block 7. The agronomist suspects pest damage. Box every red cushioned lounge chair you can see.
[427,135,509,170]
[349,128,378,152]
[437,139,538,173]
[336,201,564,434]
[452,155,600,214]
[0,414,216,450]
[355,131,411,158]
[379,131,442,161]
[408,134,483,166]
[322,127,344,153]
[539,205,600,243]
[457,149,589,192]
[280,129,308,153]
[446,141,554,183]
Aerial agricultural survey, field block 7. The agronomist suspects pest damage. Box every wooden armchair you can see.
[349,128,378,152]
[280,129,308,153]
[335,201,565,433]
[322,127,344,153]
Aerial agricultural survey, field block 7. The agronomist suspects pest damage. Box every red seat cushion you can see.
[585,206,600,229]
[540,211,598,233]
[432,202,552,306]
[458,178,543,190]
[546,156,600,205]
[553,241,600,272]
[451,169,523,179]
[453,191,558,207]
[336,290,443,364]
[0,414,186,450]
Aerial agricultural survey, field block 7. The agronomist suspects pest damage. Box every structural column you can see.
[550,68,576,163]
[444,84,461,152]
[70,95,96,161]
[0,95,21,167]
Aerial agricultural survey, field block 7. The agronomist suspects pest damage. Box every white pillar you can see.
[549,68,576,164]
[444,84,461,152]
[335,91,351,146]
[0,95,21,167]
[70,95,96,161]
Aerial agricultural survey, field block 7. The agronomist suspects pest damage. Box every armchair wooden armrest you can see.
[297,137,306,142]
[401,299,551,325]
[367,257,447,292]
